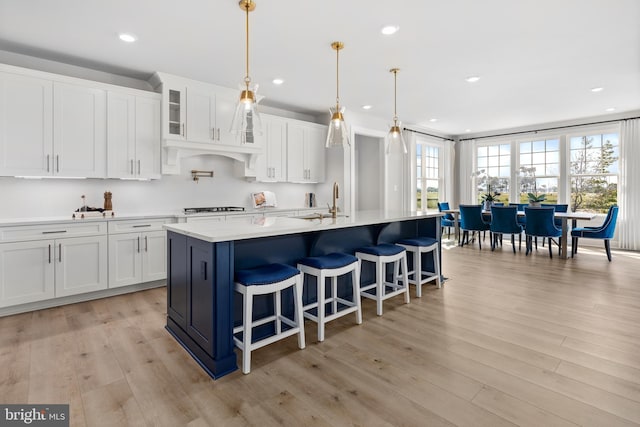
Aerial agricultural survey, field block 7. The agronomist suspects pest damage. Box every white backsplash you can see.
[0,156,320,219]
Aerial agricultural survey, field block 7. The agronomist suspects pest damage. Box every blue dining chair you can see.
[540,204,568,247]
[459,204,491,249]
[509,203,527,227]
[524,207,562,258]
[489,205,523,253]
[437,202,455,239]
[571,205,619,261]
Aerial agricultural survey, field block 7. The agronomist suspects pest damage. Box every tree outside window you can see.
[570,134,618,213]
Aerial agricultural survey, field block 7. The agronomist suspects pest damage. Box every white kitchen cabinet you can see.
[287,120,326,183]
[0,240,54,307]
[160,78,239,146]
[0,71,53,176]
[107,91,161,179]
[53,82,106,177]
[0,222,108,307]
[55,235,108,297]
[107,218,175,288]
[256,115,287,182]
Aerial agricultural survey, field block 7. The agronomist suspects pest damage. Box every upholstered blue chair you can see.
[541,204,568,246]
[509,203,528,227]
[571,205,619,262]
[524,207,562,258]
[437,202,455,239]
[459,204,491,249]
[489,205,523,253]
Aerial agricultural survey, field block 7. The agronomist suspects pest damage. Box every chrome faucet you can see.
[330,182,339,218]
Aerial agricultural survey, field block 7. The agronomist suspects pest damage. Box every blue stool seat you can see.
[397,236,438,247]
[235,263,300,286]
[297,252,362,342]
[298,252,358,270]
[356,243,404,257]
[233,263,305,374]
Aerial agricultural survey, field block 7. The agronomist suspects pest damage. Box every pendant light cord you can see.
[245,2,250,87]
[393,70,397,122]
[335,46,340,106]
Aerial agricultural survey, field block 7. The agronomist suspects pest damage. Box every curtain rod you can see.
[403,127,455,142]
[458,116,639,142]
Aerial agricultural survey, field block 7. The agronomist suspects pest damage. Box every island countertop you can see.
[163,210,442,243]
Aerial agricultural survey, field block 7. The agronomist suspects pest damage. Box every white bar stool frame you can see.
[297,258,362,342]
[355,246,410,316]
[397,240,441,297]
[233,272,305,374]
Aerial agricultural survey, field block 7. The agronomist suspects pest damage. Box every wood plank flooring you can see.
[1,239,639,426]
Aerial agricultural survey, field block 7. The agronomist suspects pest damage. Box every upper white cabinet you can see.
[256,114,287,182]
[0,71,53,176]
[107,91,161,179]
[154,74,240,146]
[287,120,326,183]
[53,82,106,177]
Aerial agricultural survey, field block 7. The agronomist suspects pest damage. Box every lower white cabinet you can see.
[108,231,167,288]
[107,218,174,289]
[0,234,108,307]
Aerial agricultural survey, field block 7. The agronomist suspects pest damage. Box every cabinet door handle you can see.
[201,261,207,280]
[48,244,51,264]
[130,159,134,175]
[145,236,148,252]
[138,160,141,175]
[217,128,220,141]
[58,243,62,262]
[46,155,50,173]
[137,236,141,253]
[56,155,59,173]
[181,123,185,136]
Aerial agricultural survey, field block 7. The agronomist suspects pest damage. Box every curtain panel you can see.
[618,118,640,250]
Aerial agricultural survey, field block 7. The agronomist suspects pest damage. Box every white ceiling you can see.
[1,0,638,136]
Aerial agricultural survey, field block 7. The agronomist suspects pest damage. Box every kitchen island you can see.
[163,210,443,378]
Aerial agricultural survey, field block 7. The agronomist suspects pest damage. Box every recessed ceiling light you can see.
[362,105,372,110]
[118,33,137,43]
[465,129,471,133]
[381,25,399,35]
[429,118,438,122]
[465,76,480,83]
[605,107,616,112]
[591,87,604,92]
[272,78,284,85]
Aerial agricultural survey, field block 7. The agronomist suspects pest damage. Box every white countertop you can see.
[164,210,442,243]
[0,207,325,227]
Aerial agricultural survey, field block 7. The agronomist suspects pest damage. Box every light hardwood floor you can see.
[1,239,640,426]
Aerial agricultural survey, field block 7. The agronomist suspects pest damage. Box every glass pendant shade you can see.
[386,122,408,154]
[230,83,262,143]
[326,105,349,147]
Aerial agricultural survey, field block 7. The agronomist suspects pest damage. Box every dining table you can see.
[450,207,597,259]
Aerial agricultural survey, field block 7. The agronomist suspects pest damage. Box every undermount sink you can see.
[295,213,349,220]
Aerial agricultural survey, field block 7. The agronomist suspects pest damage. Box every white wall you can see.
[355,135,383,211]
[0,156,320,218]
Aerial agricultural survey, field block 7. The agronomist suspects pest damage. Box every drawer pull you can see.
[42,230,67,234]
[132,224,152,228]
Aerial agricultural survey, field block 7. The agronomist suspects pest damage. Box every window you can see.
[476,144,510,203]
[416,143,439,209]
[519,138,560,203]
[569,133,619,213]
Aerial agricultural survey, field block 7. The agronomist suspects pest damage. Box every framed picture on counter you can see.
[251,191,277,208]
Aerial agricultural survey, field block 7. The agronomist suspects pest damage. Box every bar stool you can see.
[233,263,305,374]
[297,253,362,342]
[355,243,409,316]
[396,237,441,297]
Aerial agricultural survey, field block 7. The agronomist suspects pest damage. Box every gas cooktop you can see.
[183,206,246,214]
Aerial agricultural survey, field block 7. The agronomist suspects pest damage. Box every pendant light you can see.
[230,0,262,142]
[326,41,350,148]
[386,68,408,154]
